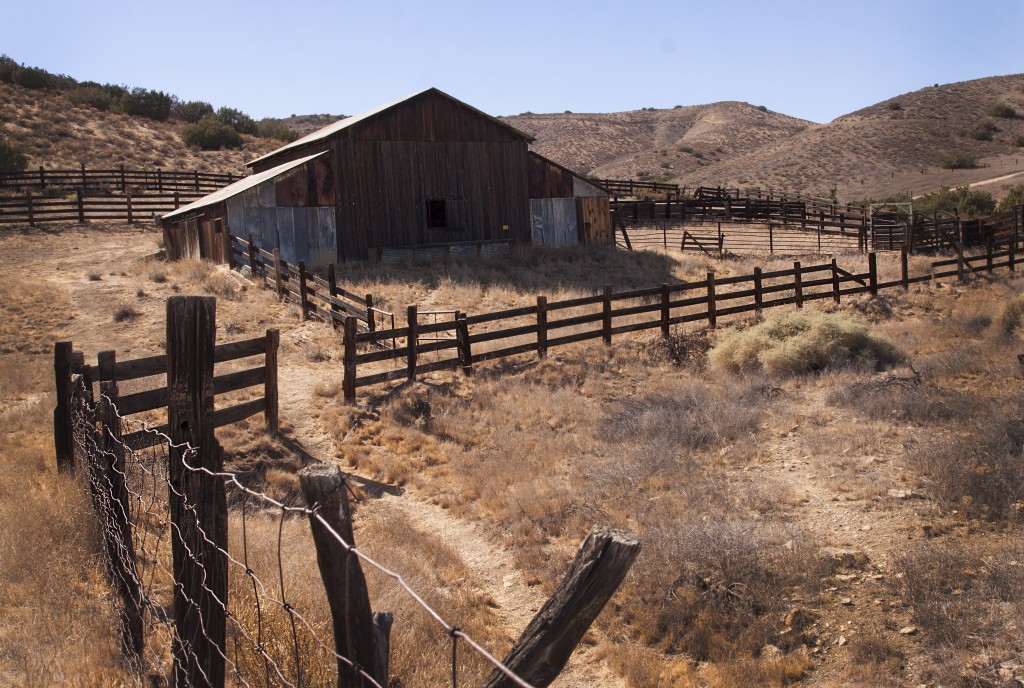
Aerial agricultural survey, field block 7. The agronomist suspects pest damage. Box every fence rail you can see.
[340,237,1021,401]
[0,164,239,193]
[0,190,205,225]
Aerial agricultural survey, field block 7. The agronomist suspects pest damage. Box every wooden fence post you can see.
[343,317,358,403]
[53,341,75,474]
[79,162,86,189]
[126,193,133,224]
[793,261,803,308]
[265,329,279,433]
[831,259,841,303]
[299,463,391,688]
[247,234,259,279]
[956,243,965,282]
[900,246,909,290]
[406,306,418,380]
[273,249,284,297]
[221,228,232,269]
[365,293,376,333]
[97,350,144,660]
[986,236,994,273]
[868,252,878,296]
[481,527,640,688]
[39,165,46,190]
[1010,241,1016,273]
[119,164,126,192]
[76,190,84,224]
[157,168,163,193]
[537,296,548,358]
[326,264,341,323]
[166,296,227,688]
[27,191,34,226]
[660,284,670,337]
[298,261,310,321]
[602,285,612,345]
[456,314,473,374]
[173,191,180,209]
[768,222,774,254]
[707,271,717,328]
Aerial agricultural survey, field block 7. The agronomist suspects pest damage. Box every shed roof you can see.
[162,152,328,221]
[247,87,535,169]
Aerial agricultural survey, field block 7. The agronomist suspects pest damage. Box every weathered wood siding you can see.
[164,204,228,262]
[527,154,574,199]
[577,197,612,246]
[574,177,606,198]
[531,199,578,247]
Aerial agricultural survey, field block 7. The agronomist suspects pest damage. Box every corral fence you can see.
[0,189,205,225]
[0,164,239,194]
[340,237,1024,402]
[55,295,640,688]
[587,178,681,199]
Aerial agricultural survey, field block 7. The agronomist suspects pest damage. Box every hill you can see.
[0,82,278,174]
[503,74,1024,201]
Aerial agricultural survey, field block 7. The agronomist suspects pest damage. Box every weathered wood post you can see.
[754,267,763,312]
[406,306,418,380]
[247,234,259,279]
[76,190,85,224]
[38,165,46,190]
[986,236,994,273]
[79,162,87,189]
[481,527,640,688]
[273,249,284,297]
[900,246,909,290]
[166,296,227,688]
[119,164,126,193]
[298,261,310,321]
[97,350,144,660]
[299,463,391,688]
[326,264,342,323]
[264,329,280,433]
[660,284,670,337]
[365,293,376,334]
[126,193,133,225]
[536,296,548,358]
[831,259,841,304]
[1010,241,1017,273]
[27,191,34,226]
[221,227,232,268]
[53,341,75,474]
[793,261,803,309]
[602,285,612,345]
[956,243,966,282]
[868,252,878,296]
[456,313,473,374]
[706,271,717,329]
[343,317,358,403]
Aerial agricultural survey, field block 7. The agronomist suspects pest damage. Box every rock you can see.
[841,597,854,606]
[782,607,817,632]
[899,626,918,635]
[761,644,783,660]
[837,636,848,646]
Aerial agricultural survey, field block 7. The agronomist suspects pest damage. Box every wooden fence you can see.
[587,178,681,199]
[0,190,205,225]
[0,164,238,193]
[339,237,1023,401]
[53,321,279,469]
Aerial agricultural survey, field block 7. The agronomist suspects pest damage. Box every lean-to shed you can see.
[162,88,609,267]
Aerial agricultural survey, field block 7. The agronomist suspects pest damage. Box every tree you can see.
[182,116,242,150]
[216,107,258,135]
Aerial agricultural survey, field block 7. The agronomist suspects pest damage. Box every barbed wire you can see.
[70,382,535,688]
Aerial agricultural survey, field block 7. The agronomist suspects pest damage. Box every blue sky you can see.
[2,0,1021,123]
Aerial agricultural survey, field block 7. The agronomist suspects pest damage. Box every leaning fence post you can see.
[53,341,75,474]
[27,191,34,226]
[481,527,640,688]
[537,296,548,358]
[602,285,612,345]
[97,350,144,660]
[265,329,280,433]
[406,305,418,381]
[166,296,227,688]
[956,243,965,282]
[343,317,358,403]
[298,463,390,688]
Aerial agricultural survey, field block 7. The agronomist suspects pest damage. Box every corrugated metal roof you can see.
[162,152,328,221]
[246,87,535,168]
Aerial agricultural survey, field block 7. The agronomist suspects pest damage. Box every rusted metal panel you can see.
[577,197,612,246]
[531,198,578,247]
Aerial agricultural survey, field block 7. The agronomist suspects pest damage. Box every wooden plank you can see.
[472,340,540,362]
[118,386,167,415]
[211,397,266,428]
[469,323,540,344]
[213,336,266,363]
[212,366,265,395]
[464,304,539,325]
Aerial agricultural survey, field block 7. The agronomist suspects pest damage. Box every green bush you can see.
[999,184,1024,211]
[939,151,978,169]
[181,115,242,150]
[116,87,172,121]
[256,117,299,142]
[0,54,16,83]
[915,185,996,218]
[985,103,1018,118]
[996,293,1024,336]
[888,102,902,111]
[66,84,115,110]
[171,99,214,123]
[13,65,57,90]
[1015,135,1024,147]
[961,121,999,141]
[216,107,258,135]
[0,140,28,173]
[708,311,903,377]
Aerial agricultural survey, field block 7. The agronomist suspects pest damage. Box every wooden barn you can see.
[162,88,609,267]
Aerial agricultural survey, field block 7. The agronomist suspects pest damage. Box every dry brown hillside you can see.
[0,82,277,173]
[505,74,1024,202]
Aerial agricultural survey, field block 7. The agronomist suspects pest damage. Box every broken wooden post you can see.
[481,527,640,688]
[166,296,227,688]
[900,246,909,290]
[299,463,390,688]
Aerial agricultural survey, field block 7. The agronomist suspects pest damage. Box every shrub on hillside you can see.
[708,311,902,376]
[915,185,996,218]
[216,107,258,135]
[12,65,58,90]
[985,102,1018,119]
[181,115,242,150]
[939,151,978,169]
[888,102,902,111]
[116,87,173,121]
[0,54,16,83]
[256,118,300,142]
[0,140,28,173]
[999,184,1024,212]
[961,121,999,141]
[996,293,1024,336]
[1015,135,1024,147]
[66,84,115,111]
[171,99,215,123]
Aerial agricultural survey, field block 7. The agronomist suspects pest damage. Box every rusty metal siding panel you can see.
[577,197,612,245]
[531,199,578,247]
[275,167,309,207]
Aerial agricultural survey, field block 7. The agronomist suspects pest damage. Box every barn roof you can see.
[162,151,328,221]
[246,87,535,169]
